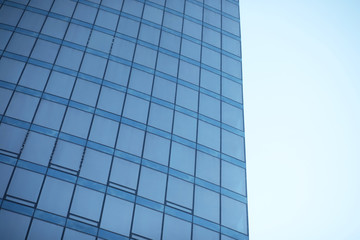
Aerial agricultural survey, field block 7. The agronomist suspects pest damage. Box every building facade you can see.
[0,0,248,239]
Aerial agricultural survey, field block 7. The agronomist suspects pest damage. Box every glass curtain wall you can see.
[0,0,248,239]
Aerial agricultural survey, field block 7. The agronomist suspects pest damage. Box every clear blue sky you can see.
[240,1,360,239]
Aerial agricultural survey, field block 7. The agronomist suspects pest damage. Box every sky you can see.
[240,1,360,239]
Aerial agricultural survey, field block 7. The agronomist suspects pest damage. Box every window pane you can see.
[80,53,107,78]
[198,121,220,151]
[176,85,198,112]
[41,17,68,39]
[156,53,179,77]
[97,86,125,115]
[0,6,23,26]
[0,57,25,84]
[0,163,13,198]
[45,71,75,98]
[203,27,220,48]
[222,161,246,195]
[134,45,157,68]
[173,111,197,142]
[7,168,44,202]
[70,186,104,221]
[0,210,30,240]
[63,228,95,240]
[56,46,84,71]
[143,133,170,166]
[110,157,139,190]
[18,11,45,32]
[122,0,144,17]
[200,69,220,94]
[152,76,176,103]
[194,186,219,223]
[169,141,195,175]
[0,88,11,114]
[104,60,130,86]
[117,16,140,37]
[100,195,134,236]
[95,9,119,30]
[80,148,112,184]
[88,30,113,53]
[183,19,201,39]
[163,12,182,32]
[199,93,220,120]
[204,8,220,28]
[73,3,97,23]
[185,1,202,20]
[89,115,119,147]
[221,196,248,234]
[132,205,163,240]
[0,124,27,154]
[31,39,60,64]
[181,38,200,61]
[52,140,84,171]
[138,167,166,203]
[222,130,245,161]
[111,38,135,61]
[143,5,163,25]
[19,64,50,91]
[179,60,199,85]
[202,47,220,69]
[148,103,173,132]
[129,68,153,95]
[61,107,92,138]
[34,99,66,130]
[222,55,242,78]
[160,31,180,53]
[116,124,145,157]
[222,78,243,103]
[162,215,191,240]
[196,151,220,185]
[123,94,149,124]
[65,23,91,46]
[222,102,244,130]
[7,33,35,56]
[28,219,63,240]
[20,131,56,166]
[193,224,219,240]
[166,176,193,209]
[6,92,39,122]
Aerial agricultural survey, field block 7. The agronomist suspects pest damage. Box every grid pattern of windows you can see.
[0,0,248,239]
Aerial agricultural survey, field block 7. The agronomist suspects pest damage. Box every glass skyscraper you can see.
[0,0,248,239]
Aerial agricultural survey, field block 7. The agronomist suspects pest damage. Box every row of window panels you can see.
[0,165,248,238]
[0,19,242,79]
[0,3,242,60]
[0,30,243,104]
[0,68,244,129]
[0,116,246,195]
[0,55,244,127]
[0,205,247,240]
[1,0,241,49]
[0,89,245,162]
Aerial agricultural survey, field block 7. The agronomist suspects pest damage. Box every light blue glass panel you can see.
[203,27,220,48]
[166,176,193,209]
[80,53,107,78]
[202,46,220,69]
[100,195,134,236]
[122,0,144,17]
[6,92,39,122]
[143,5,163,25]
[222,0,240,18]
[222,16,240,36]
[0,210,30,240]
[222,55,242,79]
[70,186,105,221]
[194,186,219,223]
[61,107,92,138]
[28,219,63,240]
[80,148,112,184]
[181,38,200,61]
[200,93,220,120]
[157,53,179,77]
[183,19,201,40]
[97,86,125,115]
[152,76,176,103]
[73,3,98,24]
[170,141,195,175]
[198,120,220,151]
[65,23,92,46]
[185,1,202,20]
[204,8,221,28]
[143,133,170,166]
[222,102,244,130]
[129,68,153,95]
[193,224,219,240]
[7,168,44,202]
[222,161,246,196]
[18,64,50,91]
[0,163,13,198]
[111,38,135,61]
[179,60,199,85]
[34,99,66,130]
[0,6,23,26]
[41,17,68,39]
[95,9,119,31]
[45,71,75,99]
[52,140,84,171]
[166,0,185,13]
[148,103,173,132]
[134,45,157,69]
[196,151,220,185]
[123,94,149,124]
[104,60,130,86]
[116,124,145,157]
[52,0,76,17]
[222,78,243,103]
[18,11,45,32]
[31,39,60,64]
[56,46,84,71]
[117,16,140,38]
[176,85,198,112]
[0,57,25,84]
[222,130,245,161]
[102,0,123,10]
[7,33,35,57]
[132,205,163,240]
[173,111,197,142]
[29,0,54,11]
[221,196,248,234]
[223,34,241,56]
[89,115,118,147]
[0,124,27,154]
[162,214,192,240]
[88,30,113,53]
[160,31,181,53]
[0,29,12,50]
[110,157,139,190]
[163,12,182,32]
[20,131,55,166]
[138,167,167,203]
